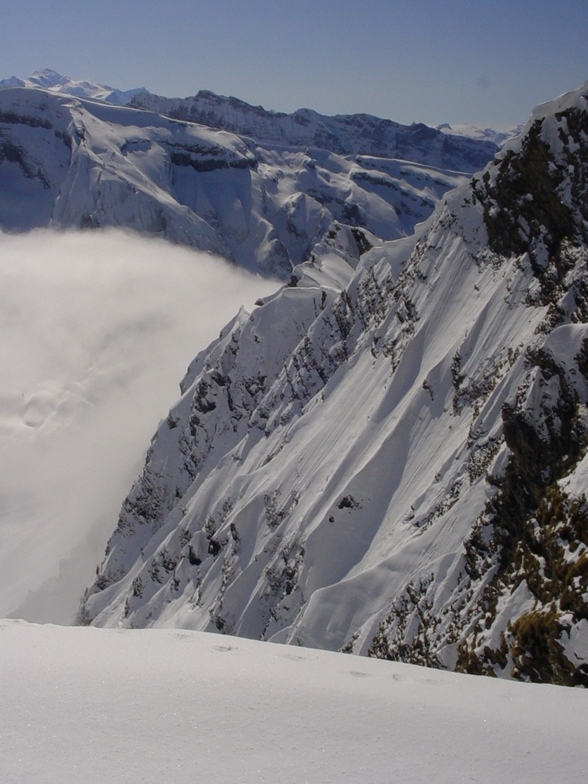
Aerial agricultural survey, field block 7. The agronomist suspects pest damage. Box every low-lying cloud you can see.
[0,229,279,623]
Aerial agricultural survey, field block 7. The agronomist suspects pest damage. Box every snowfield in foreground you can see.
[1,621,586,784]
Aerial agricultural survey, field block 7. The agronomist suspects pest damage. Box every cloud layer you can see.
[0,229,279,623]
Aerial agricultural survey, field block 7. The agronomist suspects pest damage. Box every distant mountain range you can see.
[0,68,147,106]
[1,68,509,154]
[0,70,500,277]
[129,90,499,172]
[436,122,521,147]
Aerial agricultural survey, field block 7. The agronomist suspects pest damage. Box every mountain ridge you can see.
[130,89,498,173]
[436,121,521,147]
[0,68,147,106]
[80,82,588,685]
[4,69,588,685]
[0,82,487,278]
[1,69,505,164]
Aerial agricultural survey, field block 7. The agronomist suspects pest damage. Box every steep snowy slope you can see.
[0,87,469,277]
[131,89,498,173]
[82,81,588,686]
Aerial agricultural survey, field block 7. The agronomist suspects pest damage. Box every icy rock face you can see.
[131,89,498,174]
[0,87,468,278]
[81,83,588,685]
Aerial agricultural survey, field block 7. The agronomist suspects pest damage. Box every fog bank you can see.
[0,229,279,623]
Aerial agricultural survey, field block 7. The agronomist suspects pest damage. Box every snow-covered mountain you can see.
[81,81,588,686]
[0,84,483,278]
[0,68,146,106]
[131,89,498,173]
[436,121,521,148]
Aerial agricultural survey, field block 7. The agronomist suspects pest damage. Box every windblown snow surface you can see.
[1,620,587,784]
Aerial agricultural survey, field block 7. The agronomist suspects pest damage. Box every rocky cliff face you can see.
[0,87,474,279]
[81,82,588,685]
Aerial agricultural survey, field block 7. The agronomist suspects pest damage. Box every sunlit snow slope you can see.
[81,81,588,686]
[1,621,587,784]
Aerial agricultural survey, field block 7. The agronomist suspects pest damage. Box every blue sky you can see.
[1,0,586,129]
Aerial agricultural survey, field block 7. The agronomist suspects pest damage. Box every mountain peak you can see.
[0,69,146,106]
[29,68,69,87]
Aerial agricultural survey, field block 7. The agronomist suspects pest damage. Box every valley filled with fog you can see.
[0,228,278,623]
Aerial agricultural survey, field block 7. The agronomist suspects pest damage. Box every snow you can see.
[0,68,146,106]
[0,620,586,784]
[0,86,469,279]
[497,80,588,164]
[562,450,588,501]
[562,619,588,665]
[436,122,521,147]
[82,174,548,654]
[527,79,588,126]
[132,89,498,174]
[0,75,586,784]
[65,76,588,680]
